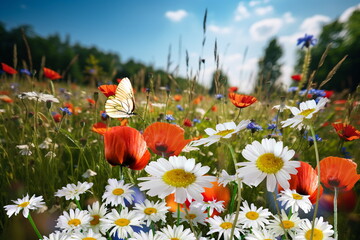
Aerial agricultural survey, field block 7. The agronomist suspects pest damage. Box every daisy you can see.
[218,169,237,187]
[295,217,334,240]
[238,200,272,229]
[267,210,302,238]
[100,208,143,239]
[191,120,250,147]
[192,199,225,216]
[16,144,33,156]
[128,231,164,240]
[236,138,300,192]
[207,213,243,240]
[56,208,91,233]
[245,228,277,240]
[133,199,169,226]
[102,178,135,207]
[18,91,60,103]
[68,229,106,240]
[38,137,54,149]
[4,194,45,218]
[174,202,208,227]
[277,189,313,214]
[138,156,216,203]
[281,97,329,129]
[55,181,93,201]
[87,201,108,233]
[157,225,196,240]
[43,231,69,240]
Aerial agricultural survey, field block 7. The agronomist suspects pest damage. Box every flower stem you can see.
[310,124,321,240]
[272,192,289,240]
[75,199,82,210]
[27,213,43,240]
[184,207,199,240]
[229,178,242,240]
[177,203,180,226]
[334,187,338,240]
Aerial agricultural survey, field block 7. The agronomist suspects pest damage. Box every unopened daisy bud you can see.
[46,100,52,110]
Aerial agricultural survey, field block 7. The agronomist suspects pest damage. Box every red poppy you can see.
[291,74,301,81]
[143,122,191,157]
[0,95,13,103]
[324,90,334,98]
[43,67,62,80]
[98,85,117,97]
[173,94,182,101]
[319,156,360,191]
[333,100,346,105]
[228,86,238,93]
[193,96,204,105]
[211,105,217,112]
[332,123,360,141]
[92,122,111,135]
[228,93,257,108]
[87,98,96,105]
[183,118,192,127]
[52,113,62,122]
[320,189,357,213]
[279,161,323,204]
[1,63,17,74]
[104,126,150,170]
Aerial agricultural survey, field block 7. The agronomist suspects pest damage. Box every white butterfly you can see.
[105,77,136,118]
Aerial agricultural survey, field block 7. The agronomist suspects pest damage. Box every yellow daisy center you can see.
[170,238,180,240]
[18,201,30,208]
[220,222,233,229]
[292,193,303,200]
[68,218,81,226]
[305,228,324,240]
[144,207,157,215]
[215,129,235,136]
[185,213,197,220]
[90,214,100,226]
[163,169,196,187]
[256,153,284,174]
[299,108,315,117]
[112,188,124,195]
[83,238,96,240]
[115,218,130,227]
[282,220,295,229]
[245,211,259,220]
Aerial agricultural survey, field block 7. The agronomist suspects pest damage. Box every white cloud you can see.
[208,25,232,34]
[339,4,360,23]
[235,2,250,21]
[249,1,261,7]
[165,10,188,22]
[300,15,331,36]
[255,6,274,16]
[250,18,283,41]
[283,12,295,23]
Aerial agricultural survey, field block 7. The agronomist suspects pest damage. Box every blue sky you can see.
[1,0,360,92]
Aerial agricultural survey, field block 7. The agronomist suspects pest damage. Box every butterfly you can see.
[105,77,136,118]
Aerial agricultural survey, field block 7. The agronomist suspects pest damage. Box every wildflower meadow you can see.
[1,10,360,240]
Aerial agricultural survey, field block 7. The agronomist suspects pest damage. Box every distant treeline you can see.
[0,22,197,91]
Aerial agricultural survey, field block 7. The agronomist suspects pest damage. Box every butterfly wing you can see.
[105,78,136,118]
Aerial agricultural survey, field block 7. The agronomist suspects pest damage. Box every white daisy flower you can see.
[16,144,33,156]
[181,141,200,153]
[55,181,93,201]
[192,199,225,216]
[151,103,166,108]
[158,225,196,240]
[45,151,56,158]
[295,217,334,240]
[102,178,134,207]
[18,91,60,103]
[191,120,250,146]
[82,169,97,178]
[195,107,206,116]
[218,169,237,187]
[56,208,91,233]
[277,189,313,214]
[281,97,329,129]
[236,138,300,192]
[128,231,164,240]
[207,213,243,240]
[272,104,291,112]
[174,202,207,227]
[39,137,53,149]
[4,194,45,218]
[239,200,272,229]
[138,156,216,203]
[100,208,143,239]
[68,228,106,240]
[245,228,277,240]
[43,231,69,240]
[267,209,302,238]
[133,199,169,226]
[87,201,108,233]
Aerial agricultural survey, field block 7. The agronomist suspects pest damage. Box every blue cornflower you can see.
[267,123,277,130]
[247,121,263,133]
[101,112,109,119]
[215,94,224,100]
[297,34,317,49]
[20,69,31,76]
[165,114,175,121]
[288,87,298,93]
[60,107,72,115]
[340,147,352,159]
[193,118,201,124]
[307,134,322,143]
[176,104,184,111]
